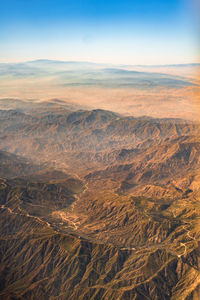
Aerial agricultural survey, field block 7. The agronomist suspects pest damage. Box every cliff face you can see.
[0,105,199,299]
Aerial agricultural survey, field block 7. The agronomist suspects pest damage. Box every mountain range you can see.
[0,100,199,299]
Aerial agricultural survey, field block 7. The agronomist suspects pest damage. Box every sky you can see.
[0,0,199,65]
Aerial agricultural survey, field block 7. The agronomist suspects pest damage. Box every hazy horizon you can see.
[1,0,199,65]
[0,60,199,121]
[1,58,200,66]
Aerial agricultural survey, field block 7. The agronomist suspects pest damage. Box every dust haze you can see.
[0,60,199,120]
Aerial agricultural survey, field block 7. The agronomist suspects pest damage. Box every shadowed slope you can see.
[0,105,199,299]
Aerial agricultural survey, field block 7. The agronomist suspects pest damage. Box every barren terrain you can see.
[0,62,199,299]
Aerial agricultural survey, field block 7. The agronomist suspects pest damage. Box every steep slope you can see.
[0,108,198,173]
[0,168,199,300]
[0,150,43,178]
[0,181,199,300]
[0,106,199,299]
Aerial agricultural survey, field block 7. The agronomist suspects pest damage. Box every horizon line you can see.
[0,58,200,67]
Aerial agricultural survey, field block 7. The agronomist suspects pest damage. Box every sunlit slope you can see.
[0,175,199,300]
[0,105,199,299]
[0,107,198,168]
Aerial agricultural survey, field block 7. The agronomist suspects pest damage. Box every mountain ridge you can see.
[0,104,199,299]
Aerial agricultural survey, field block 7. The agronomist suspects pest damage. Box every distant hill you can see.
[0,60,197,88]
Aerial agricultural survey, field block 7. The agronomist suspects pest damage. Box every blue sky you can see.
[0,0,199,64]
